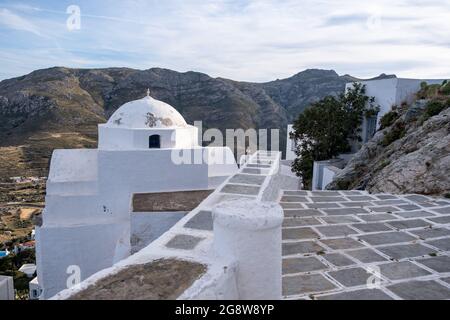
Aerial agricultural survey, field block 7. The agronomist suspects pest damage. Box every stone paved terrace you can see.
[53,151,450,300]
[280,190,450,300]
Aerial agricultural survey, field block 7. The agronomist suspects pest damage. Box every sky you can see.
[0,0,449,82]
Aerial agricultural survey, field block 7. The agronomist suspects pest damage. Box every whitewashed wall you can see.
[346,78,398,126]
[46,149,98,196]
[36,222,130,299]
[346,77,445,128]
[99,125,198,150]
[395,79,444,106]
[52,151,281,301]
[38,145,236,299]
[98,126,134,150]
[322,166,338,190]
[0,276,14,300]
[285,124,296,161]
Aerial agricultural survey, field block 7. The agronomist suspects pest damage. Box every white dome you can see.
[106,95,187,129]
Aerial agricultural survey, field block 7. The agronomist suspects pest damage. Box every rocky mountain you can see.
[328,82,450,197]
[0,67,354,179]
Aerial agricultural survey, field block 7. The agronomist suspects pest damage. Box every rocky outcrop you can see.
[259,69,352,118]
[328,100,450,196]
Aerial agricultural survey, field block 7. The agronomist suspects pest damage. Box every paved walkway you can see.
[280,190,450,300]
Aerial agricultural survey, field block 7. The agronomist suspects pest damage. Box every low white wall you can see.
[213,199,283,299]
[285,124,296,161]
[42,194,109,226]
[97,149,210,195]
[311,161,321,190]
[36,222,130,299]
[205,147,238,177]
[312,160,343,190]
[0,276,14,300]
[47,149,98,196]
[322,166,337,190]
[178,260,240,300]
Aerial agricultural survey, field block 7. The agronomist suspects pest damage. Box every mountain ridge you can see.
[0,66,392,179]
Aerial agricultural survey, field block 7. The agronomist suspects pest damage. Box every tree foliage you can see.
[291,83,378,188]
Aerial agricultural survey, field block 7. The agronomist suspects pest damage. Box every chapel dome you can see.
[106,94,187,129]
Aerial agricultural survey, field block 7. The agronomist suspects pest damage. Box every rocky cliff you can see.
[328,83,450,197]
[0,67,353,179]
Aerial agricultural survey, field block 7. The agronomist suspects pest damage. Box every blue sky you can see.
[0,0,449,81]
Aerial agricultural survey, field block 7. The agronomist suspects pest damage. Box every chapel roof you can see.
[106,92,187,129]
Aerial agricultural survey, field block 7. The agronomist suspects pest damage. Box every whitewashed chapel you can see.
[36,92,237,298]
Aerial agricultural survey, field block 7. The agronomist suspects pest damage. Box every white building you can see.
[0,276,14,300]
[287,77,446,190]
[346,77,444,143]
[19,264,37,278]
[285,124,296,161]
[36,92,237,299]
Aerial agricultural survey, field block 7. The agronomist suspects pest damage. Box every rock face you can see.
[328,101,450,196]
[0,67,352,179]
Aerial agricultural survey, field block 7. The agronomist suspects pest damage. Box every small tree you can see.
[291,83,377,188]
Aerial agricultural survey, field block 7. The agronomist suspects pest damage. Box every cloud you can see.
[0,0,449,81]
[0,8,43,36]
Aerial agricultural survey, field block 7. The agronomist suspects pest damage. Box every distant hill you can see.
[0,66,390,179]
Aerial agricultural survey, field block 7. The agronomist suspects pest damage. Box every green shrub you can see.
[379,110,399,130]
[381,121,406,147]
[440,80,450,95]
[417,83,441,99]
[425,100,446,117]
[428,84,440,97]
[418,100,447,124]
